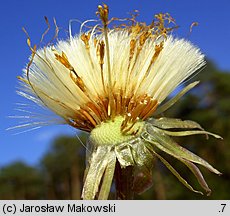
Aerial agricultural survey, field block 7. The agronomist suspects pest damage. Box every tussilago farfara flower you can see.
[16,4,222,199]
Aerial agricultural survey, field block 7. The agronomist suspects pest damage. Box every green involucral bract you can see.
[82,113,222,200]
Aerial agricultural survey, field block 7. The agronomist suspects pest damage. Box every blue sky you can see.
[1,0,230,167]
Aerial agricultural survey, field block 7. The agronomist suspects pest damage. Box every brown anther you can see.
[79,108,97,127]
[97,4,109,26]
[142,99,158,120]
[70,72,86,92]
[55,51,74,71]
[113,93,120,115]
[94,38,98,47]
[97,41,105,65]
[122,119,138,134]
[99,96,109,119]
[153,13,177,38]
[129,39,136,62]
[131,24,142,36]
[54,50,87,92]
[151,42,164,64]
[83,105,101,125]
[123,97,131,113]
[81,33,91,50]
[67,111,94,131]
[142,41,164,80]
[139,31,151,46]
[130,103,146,122]
[139,97,154,119]
[121,113,131,130]
[86,101,104,122]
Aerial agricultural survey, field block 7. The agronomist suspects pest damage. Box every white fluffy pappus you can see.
[17,29,205,132]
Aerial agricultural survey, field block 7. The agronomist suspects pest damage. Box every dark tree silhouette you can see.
[41,134,87,199]
[0,162,44,199]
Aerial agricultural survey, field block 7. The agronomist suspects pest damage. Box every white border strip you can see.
[0,200,229,216]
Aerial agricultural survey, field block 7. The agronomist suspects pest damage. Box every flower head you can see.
[17,4,222,199]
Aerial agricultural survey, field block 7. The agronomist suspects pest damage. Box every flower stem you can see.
[114,162,134,200]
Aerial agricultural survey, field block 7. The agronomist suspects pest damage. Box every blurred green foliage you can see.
[0,61,229,199]
[0,162,44,199]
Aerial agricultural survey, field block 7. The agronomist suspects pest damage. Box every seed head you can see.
[15,4,222,199]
